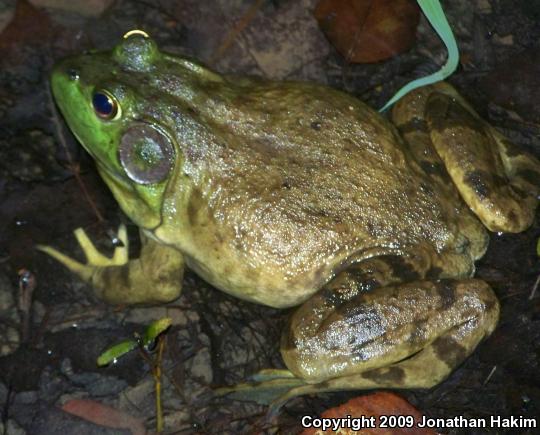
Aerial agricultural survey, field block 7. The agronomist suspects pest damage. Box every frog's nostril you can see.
[67,68,80,81]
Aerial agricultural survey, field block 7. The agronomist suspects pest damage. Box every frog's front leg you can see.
[38,225,184,304]
[280,259,499,401]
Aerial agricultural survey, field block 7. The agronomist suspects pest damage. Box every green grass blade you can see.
[379,0,459,112]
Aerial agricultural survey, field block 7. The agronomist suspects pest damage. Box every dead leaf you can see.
[300,391,436,434]
[314,0,420,63]
[0,0,55,50]
[61,399,146,435]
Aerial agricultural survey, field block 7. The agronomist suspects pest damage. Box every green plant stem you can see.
[379,0,459,112]
[155,336,165,433]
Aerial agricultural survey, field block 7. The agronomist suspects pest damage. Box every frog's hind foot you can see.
[214,369,306,406]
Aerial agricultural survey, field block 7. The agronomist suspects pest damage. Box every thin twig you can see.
[47,85,104,222]
[17,269,36,343]
[483,365,497,386]
[210,0,265,63]
[529,273,540,300]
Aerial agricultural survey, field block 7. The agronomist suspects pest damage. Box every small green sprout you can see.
[97,317,172,432]
[97,317,172,366]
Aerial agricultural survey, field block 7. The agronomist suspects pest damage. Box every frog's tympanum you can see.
[41,32,540,406]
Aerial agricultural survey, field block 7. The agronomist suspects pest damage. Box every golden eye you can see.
[92,90,119,120]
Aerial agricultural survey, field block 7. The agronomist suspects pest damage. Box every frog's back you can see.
[160,80,471,306]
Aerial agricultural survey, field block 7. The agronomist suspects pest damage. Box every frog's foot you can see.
[214,369,307,407]
[38,225,185,304]
[37,225,129,282]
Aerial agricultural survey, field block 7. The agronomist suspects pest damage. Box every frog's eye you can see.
[119,123,175,184]
[92,90,119,120]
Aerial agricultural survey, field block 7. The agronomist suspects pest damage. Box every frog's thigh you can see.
[426,92,538,232]
[281,277,499,390]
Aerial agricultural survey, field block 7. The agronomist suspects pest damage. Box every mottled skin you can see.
[41,34,540,400]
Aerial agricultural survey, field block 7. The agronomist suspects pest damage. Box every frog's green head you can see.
[51,31,187,229]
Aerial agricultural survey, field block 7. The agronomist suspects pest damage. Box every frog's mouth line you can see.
[95,160,132,191]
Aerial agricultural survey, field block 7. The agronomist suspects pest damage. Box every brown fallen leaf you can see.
[314,0,420,63]
[61,399,146,435]
[300,391,436,435]
[0,0,56,50]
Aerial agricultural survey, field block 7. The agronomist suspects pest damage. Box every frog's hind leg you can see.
[392,86,489,261]
[281,261,499,400]
[271,288,496,414]
[424,85,540,232]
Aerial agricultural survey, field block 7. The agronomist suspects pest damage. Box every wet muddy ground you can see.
[1,0,540,433]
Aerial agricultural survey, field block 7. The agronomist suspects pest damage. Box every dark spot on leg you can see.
[432,336,468,368]
[426,266,443,279]
[362,366,405,384]
[316,380,331,389]
[507,210,518,226]
[420,182,435,196]
[186,106,199,117]
[397,117,429,134]
[356,277,381,293]
[435,280,457,310]
[477,285,498,312]
[319,285,349,308]
[420,160,447,178]
[427,93,481,132]
[408,318,430,345]
[464,170,490,199]
[382,256,421,282]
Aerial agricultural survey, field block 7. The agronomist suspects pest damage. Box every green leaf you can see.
[142,317,172,348]
[379,0,459,112]
[536,237,540,257]
[97,339,138,366]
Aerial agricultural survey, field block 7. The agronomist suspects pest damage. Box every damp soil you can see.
[1,0,539,434]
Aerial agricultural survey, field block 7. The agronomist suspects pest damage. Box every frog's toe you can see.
[36,244,94,282]
[74,224,128,267]
[37,224,129,284]
[214,372,306,406]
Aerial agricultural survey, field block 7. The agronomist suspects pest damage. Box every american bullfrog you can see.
[40,32,540,404]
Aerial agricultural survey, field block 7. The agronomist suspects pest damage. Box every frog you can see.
[40,31,540,407]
